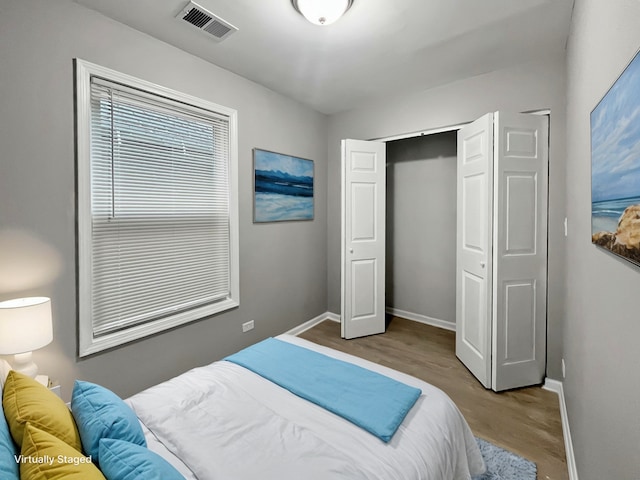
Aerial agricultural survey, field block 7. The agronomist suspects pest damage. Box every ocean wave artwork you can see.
[253,149,314,222]
[591,47,640,266]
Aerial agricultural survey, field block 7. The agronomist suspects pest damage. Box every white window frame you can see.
[75,59,239,357]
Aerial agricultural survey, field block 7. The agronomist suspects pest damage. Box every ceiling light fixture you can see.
[291,0,353,26]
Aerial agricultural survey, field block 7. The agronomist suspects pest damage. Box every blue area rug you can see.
[472,437,537,480]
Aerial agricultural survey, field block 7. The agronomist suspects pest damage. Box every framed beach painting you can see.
[591,47,640,267]
[253,148,314,223]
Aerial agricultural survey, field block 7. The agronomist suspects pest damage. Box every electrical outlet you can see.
[564,217,568,237]
[242,320,255,333]
[561,358,566,379]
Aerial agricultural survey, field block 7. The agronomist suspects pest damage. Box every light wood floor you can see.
[299,317,568,480]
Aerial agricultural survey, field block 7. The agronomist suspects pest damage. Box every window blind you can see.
[89,77,231,337]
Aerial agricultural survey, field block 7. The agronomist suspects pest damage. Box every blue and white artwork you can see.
[253,149,314,222]
[591,48,640,265]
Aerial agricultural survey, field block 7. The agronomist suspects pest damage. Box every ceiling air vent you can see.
[176,1,238,41]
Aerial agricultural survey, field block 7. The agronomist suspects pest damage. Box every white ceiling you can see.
[73,0,575,115]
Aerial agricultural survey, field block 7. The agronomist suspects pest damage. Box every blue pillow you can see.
[71,380,146,464]
[98,438,183,480]
[0,409,19,480]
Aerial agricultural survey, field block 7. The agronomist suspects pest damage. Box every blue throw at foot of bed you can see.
[224,338,422,442]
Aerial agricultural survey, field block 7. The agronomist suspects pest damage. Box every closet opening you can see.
[384,130,459,332]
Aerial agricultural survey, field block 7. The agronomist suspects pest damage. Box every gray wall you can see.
[5,2,637,475]
[327,56,567,380]
[0,0,328,400]
[565,1,640,478]
[386,132,457,324]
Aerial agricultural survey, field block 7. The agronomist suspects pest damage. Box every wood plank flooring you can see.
[299,316,568,480]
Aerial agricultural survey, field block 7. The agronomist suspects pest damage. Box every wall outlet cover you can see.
[242,320,255,332]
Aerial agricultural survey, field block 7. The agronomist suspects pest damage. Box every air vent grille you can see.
[183,9,212,29]
[177,1,238,41]
[204,21,232,38]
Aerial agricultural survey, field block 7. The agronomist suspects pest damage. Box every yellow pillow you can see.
[2,371,81,451]
[20,424,105,480]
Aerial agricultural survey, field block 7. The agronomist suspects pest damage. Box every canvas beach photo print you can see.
[591,47,640,266]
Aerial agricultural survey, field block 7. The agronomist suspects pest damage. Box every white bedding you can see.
[126,335,485,480]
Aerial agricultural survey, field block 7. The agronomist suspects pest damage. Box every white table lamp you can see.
[0,297,53,378]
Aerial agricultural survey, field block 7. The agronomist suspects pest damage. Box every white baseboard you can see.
[288,309,455,336]
[325,312,340,323]
[543,379,578,480]
[386,307,456,332]
[285,307,456,335]
[284,312,339,336]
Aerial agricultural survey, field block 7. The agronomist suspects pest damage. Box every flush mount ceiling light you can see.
[291,0,354,26]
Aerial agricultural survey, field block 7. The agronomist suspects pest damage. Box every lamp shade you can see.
[292,0,353,25]
[0,297,53,354]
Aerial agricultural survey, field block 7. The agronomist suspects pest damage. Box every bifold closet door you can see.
[455,113,494,389]
[341,139,386,340]
[456,112,548,391]
[491,112,548,391]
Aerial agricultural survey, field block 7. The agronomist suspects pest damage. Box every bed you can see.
[1,334,485,479]
[127,334,485,480]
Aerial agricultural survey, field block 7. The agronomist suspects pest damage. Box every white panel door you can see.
[456,113,494,388]
[341,139,386,339]
[491,112,548,391]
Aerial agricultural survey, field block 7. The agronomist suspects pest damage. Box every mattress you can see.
[126,334,485,480]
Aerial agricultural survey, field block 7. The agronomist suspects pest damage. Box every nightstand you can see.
[36,374,62,398]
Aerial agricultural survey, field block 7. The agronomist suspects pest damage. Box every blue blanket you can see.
[224,338,422,442]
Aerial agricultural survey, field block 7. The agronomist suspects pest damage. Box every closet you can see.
[340,111,549,392]
[456,112,548,392]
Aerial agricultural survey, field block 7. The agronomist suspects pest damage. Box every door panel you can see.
[462,174,487,251]
[503,280,536,363]
[351,259,376,318]
[460,270,485,356]
[341,139,386,339]
[492,112,548,391]
[505,174,537,254]
[351,184,377,241]
[456,113,493,388]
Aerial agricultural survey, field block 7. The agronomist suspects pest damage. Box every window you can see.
[75,59,239,357]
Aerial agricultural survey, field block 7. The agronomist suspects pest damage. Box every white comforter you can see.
[126,335,485,480]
